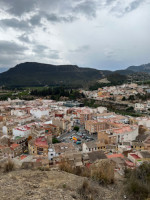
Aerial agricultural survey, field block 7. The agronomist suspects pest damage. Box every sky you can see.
[0,0,150,71]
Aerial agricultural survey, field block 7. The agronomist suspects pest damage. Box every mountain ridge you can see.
[0,62,150,87]
[0,62,111,87]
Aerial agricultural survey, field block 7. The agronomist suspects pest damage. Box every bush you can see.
[125,163,150,200]
[59,161,73,174]
[3,160,14,173]
[38,166,50,171]
[78,180,98,200]
[126,179,149,200]
[90,160,115,184]
[59,160,114,185]
[59,160,91,178]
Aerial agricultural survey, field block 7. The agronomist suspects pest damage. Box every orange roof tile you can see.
[106,153,124,159]
[10,143,19,149]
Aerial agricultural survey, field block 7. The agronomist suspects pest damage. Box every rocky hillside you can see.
[0,169,124,200]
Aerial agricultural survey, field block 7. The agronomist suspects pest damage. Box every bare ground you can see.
[0,169,125,200]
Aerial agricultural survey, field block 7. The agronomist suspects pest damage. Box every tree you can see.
[122,96,126,101]
[128,95,135,101]
[52,137,60,144]
[74,126,79,132]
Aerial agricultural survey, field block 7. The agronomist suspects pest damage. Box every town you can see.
[0,90,150,173]
[82,83,150,114]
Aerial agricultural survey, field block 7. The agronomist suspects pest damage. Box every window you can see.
[37,147,43,151]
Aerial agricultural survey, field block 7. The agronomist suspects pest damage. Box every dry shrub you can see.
[90,160,115,184]
[38,166,50,171]
[59,161,73,173]
[125,162,150,200]
[59,160,114,185]
[78,180,98,200]
[80,167,91,178]
[126,179,149,200]
[3,160,14,173]
[59,161,91,178]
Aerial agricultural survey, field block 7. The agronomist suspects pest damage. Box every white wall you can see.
[13,127,31,137]
[2,126,8,135]
[30,109,49,118]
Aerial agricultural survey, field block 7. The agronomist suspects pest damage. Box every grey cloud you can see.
[105,0,115,4]
[110,0,147,17]
[29,12,77,26]
[18,34,31,43]
[70,45,90,53]
[45,13,77,23]
[104,48,116,58]
[125,0,142,13]
[0,40,28,54]
[0,18,31,31]
[0,40,28,67]
[0,0,36,16]
[0,0,98,19]
[33,45,48,53]
[29,13,43,26]
[32,45,60,59]
[73,0,97,18]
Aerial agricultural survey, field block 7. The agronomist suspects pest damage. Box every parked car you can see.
[76,141,81,144]
[77,132,82,136]
[88,138,94,141]
[86,139,90,142]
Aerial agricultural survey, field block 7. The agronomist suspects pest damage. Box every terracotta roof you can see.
[35,137,48,147]
[20,155,27,160]
[10,143,19,149]
[130,153,140,159]
[106,153,124,159]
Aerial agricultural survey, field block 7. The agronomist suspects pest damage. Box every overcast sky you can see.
[0,0,150,70]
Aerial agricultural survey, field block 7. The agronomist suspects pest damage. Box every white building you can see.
[97,107,107,114]
[111,126,139,143]
[13,126,31,137]
[136,117,150,128]
[30,108,49,118]
[134,103,145,111]
[82,141,99,153]
[11,109,26,117]
[48,148,57,161]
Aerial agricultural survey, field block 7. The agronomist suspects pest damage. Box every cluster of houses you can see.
[82,83,150,113]
[82,83,145,100]
[0,98,150,174]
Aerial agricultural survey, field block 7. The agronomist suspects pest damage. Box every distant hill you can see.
[0,62,150,87]
[0,62,110,87]
[126,63,150,73]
